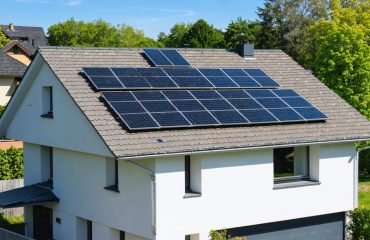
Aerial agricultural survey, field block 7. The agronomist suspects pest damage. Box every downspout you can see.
[355,146,370,208]
[126,160,157,236]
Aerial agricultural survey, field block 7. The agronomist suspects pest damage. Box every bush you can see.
[209,230,246,240]
[0,105,6,118]
[347,207,370,240]
[0,147,23,180]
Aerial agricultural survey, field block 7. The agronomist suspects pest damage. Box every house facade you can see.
[0,46,369,240]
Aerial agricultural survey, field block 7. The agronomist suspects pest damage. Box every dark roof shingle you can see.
[38,47,370,158]
[0,51,27,77]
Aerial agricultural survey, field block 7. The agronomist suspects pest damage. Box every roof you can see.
[1,25,47,54]
[0,50,27,77]
[3,40,32,56]
[0,183,59,208]
[33,47,370,158]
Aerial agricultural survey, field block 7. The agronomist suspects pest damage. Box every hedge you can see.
[0,147,23,180]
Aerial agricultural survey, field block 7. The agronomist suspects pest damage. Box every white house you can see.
[0,45,370,240]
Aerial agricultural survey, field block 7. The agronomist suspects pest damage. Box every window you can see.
[185,234,199,240]
[184,155,201,197]
[41,86,53,118]
[41,146,53,187]
[120,231,125,240]
[104,158,119,192]
[12,45,20,54]
[274,146,309,182]
[87,220,92,240]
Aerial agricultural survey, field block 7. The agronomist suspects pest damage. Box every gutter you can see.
[355,146,370,208]
[125,160,157,236]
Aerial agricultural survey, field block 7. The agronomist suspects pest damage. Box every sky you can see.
[1,0,265,39]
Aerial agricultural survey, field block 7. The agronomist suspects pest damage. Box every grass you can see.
[359,177,370,207]
[0,214,24,234]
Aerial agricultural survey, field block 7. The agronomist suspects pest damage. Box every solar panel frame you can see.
[161,49,191,66]
[143,49,173,66]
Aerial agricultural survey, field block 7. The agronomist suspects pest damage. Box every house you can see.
[0,44,370,240]
[0,24,47,105]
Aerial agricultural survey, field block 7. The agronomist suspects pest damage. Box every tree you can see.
[0,30,10,48]
[158,23,192,47]
[182,19,225,48]
[224,18,260,49]
[48,18,161,48]
[301,0,370,119]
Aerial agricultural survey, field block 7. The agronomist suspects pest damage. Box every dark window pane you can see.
[274,148,295,178]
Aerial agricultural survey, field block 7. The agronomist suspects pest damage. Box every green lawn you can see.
[359,177,370,207]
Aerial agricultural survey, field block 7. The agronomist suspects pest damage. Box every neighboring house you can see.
[0,45,370,240]
[0,24,47,105]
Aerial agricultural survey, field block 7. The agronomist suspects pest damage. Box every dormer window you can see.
[12,45,20,54]
[41,86,53,118]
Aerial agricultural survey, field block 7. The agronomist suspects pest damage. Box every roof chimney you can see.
[236,40,254,58]
[8,23,14,31]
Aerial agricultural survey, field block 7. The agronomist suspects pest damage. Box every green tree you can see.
[224,18,260,49]
[118,25,162,48]
[302,0,370,119]
[182,19,225,48]
[0,30,10,48]
[158,23,192,47]
[0,148,23,180]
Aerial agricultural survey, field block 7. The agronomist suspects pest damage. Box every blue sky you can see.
[1,0,265,39]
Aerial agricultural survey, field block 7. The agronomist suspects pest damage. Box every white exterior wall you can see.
[154,142,356,239]
[0,77,15,105]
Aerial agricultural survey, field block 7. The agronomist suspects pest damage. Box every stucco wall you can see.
[0,77,15,105]
[154,142,356,239]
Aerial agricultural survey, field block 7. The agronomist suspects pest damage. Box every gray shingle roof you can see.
[0,51,27,77]
[1,25,47,54]
[37,46,370,158]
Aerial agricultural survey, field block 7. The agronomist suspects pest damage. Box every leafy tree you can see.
[0,30,10,48]
[224,18,260,49]
[0,147,23,180]
[182,19,225,48]
[158,23,192,47]
[118,25,162,48]
[302,0,370,119]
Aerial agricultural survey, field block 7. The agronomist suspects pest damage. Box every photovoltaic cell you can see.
[112,68,140,76]
[256,98,289,108]
[143,49,172,66]
[217,90,251,99]
[294,107,327,120]
[243,69,268,77]
[253,77,280,87]
[171,77,213,88]
[137,68,167,76]
[283,97,312,108]
[133,91,166,101]
[211,110,247,124]
[120,113,159,129]
[111,102,145,114]
[118,77,151,88]
[230,76,260,87]
[171,100,205,111]
[83,67,113,76]
[141,101,177,113]
[222,69,248,76]
[89,76,123,89]
[269,108,303,121]
[240,109,278,123]
[161,49,190,66]
[145,77,177,88]
[183,111,218,125]
[228,98,263,110]
[163,68,202,77]
[199,68,226,76]
[206,77,238,87]
[151,112,190,127]
[200,99,234,110]
[101,92,135,101]
[272,89,300,97]
[143,49,190,67]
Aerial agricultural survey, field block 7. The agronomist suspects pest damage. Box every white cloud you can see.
[65,0,82,6]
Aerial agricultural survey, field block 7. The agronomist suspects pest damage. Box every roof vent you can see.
[8,23,15,31]
[32,39,35,46]
[236,41,254,58]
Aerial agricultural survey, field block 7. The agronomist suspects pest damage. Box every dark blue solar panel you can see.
[144,49,172,66]
[141,101,177,113]
[111,102,145,114]
[218,90,251,99]
[89,76,123,89]
[230,76,260,87]
[200,99,234,110]
[163,91,194,100]
[152,112,190,127]
[272,89,300,97]
[294,107,327,120]
[206,77,238,87]
[211,110,247,124]
[118,77,151,88]
[171,77,213,88]
[191,90,222,99]
[269,108,303,121]
[171,100,205,111]
[111,68,140,76]
[83,67,113,76]
[137,68,167,76]
[256,98,289,108]
[163,68,202,77]
[283,97,312,108]
[199,68,226,76]
[120,113,159,129]
[161,49,190,66]
[183,111,218,125]
[253,76,280,88]
[145,77,177,88]
[246,90,275,98]
[133,92,167,101]
[228,98,263,109]
[243,69,268,77]
[101,92,135,102]
[240,109,278,123]
[222,69,248,76]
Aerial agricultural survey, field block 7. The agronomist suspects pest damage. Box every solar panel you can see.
[161,49,190,66]
[100,90,327,131]
[143,49,190,67]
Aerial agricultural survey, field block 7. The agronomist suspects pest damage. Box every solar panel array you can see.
[82,67,280,90]
[82,49,327,131]
[143,49,190,66]
[101,89,327,130]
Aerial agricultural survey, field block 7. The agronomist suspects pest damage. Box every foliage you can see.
[0,147,23,180]
[301,0,370,120]
[224,18,261,49]
[0,30,10,48]
[209,230,246,240]
[47,18,161,48]
[359,177,370,207]
[0,105,6,118]
[347,207,370,240]
[182,19,225,48]
[158,23,192,47]
[0,215,24,225]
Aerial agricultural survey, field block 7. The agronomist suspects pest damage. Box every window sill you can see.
[104,185,120,193]
[183,192,201,199]
[273,180,320,190]
[41,112,54,119]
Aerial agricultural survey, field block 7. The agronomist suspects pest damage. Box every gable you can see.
[5,57,113,157]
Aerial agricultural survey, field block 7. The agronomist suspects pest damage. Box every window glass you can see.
[274,146,308,179]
